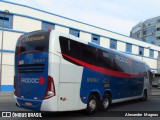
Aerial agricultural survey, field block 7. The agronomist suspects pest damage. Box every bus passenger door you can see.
[58,36,85,111]
[58,58,84,111]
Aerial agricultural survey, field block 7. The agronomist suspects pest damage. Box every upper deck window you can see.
[0,13,13,29]
[69,28,80,37]
[42,21,55,31]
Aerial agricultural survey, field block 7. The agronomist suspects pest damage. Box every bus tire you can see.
[100,93,111,111]
[85,94,98,114]
[16,103,21,108]
[142,90,147,101]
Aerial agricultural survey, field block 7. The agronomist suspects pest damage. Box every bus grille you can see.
[18,64,45,73]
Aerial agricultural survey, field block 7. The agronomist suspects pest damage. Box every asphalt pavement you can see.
[152,87,160,95]
[1,87,160,119]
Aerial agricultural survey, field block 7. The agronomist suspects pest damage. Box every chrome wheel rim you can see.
[89,99,96,111]
[103,98,109,109]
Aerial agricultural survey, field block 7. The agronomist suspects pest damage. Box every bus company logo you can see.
[21,77,44,85]
[116,55,132,65]
[23,35,45,43]
[19,60,24,65]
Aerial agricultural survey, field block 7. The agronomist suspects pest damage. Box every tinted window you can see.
[134,62,146,74]
[69,29,80,37]
[158,52,160,57]
[42,22,55,31]
[124,59,134,74]
[59,36,138,74]
[98,50,112,69]
[149,49,154,58]
[81,43,97,65]
[59,36,98,66]
[126,43,132,53]
[16,30,50,54]
[59,36,81,65]
[140,63,146,73]
[92,34,100,45]
[0,13,13,29]
[113,54,124,72]
[110,39,117,49]
[139,47,144,56]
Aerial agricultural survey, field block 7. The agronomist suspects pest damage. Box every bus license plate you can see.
[25,102,32,106]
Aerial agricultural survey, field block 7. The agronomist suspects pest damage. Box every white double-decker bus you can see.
[14,30,152,114]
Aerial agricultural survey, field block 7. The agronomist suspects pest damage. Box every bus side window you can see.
[141,64,147,75]
[133,62,140,74]
[59,36,81,66]
[97,50,113,70]
[124,59,134,74]
[68,40,70,51]
[70,40,81,60]
[59,36,69,55]
[81,43,97,66]
[145,65,150,79]
[112,54,124,72]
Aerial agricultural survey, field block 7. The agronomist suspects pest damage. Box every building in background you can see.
[0,0,160,91]
[130,16,160,46]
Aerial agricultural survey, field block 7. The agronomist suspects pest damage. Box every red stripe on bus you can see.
[60,53,143,78]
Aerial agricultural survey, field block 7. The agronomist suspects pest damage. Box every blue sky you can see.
[3,0,160,36]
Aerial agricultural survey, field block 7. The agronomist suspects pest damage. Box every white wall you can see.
[100,37,110,48]
[55,25,69,34]
[13,16,41,32]
[144,49,149,57]
[3,31,22,50]
[143,58,157,69]
[1,31,21,86]
[117,41,126,52]
[1,65,14,85]
[2,52,14,65]
[80,31,91,42]
[154,51,158,58]
[132,45,139,55]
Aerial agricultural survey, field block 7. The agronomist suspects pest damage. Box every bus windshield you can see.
[15,30,50,54]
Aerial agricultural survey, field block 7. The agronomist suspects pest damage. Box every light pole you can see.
[141,46,151,60]
[0,10,9,92]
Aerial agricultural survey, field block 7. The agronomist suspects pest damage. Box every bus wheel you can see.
[142,90,147,101]
[85,94,98,114]
[100,94,111,111]
[16,103,21,108]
